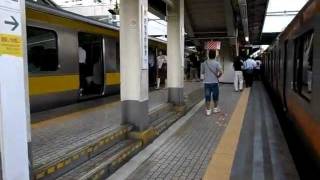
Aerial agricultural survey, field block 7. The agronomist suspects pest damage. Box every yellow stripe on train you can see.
[29,73,120,96]
[105,73,120,86]
[29,75,79,96]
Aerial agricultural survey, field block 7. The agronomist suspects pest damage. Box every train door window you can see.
[274,50,277,87]
[278,49,281,78]
[78,32,104,96]
[293,30,314,100]
[277,48,281,88]
[268,53,271,81]
[27,26,59,72]
[271,52,274,84]
[283,40,288,90]
[116,42,120,70]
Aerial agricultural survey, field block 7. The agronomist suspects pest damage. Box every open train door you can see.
[78,32,105,99]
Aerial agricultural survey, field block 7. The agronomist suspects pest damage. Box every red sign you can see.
[205,40,221,50]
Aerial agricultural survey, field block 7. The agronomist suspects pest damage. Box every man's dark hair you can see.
[208,50,216,59]
[234,56,241,62]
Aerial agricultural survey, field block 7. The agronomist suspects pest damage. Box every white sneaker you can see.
[213,107,221,113]
[206,109,212,116]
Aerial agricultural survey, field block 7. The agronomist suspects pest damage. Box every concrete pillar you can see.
[167,0,185,105]
[120,0,149,131]
[235,29,239,56]
[0,0,30,179]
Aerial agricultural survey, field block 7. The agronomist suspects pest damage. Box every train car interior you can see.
[78,32,105,97]
[148,47,157,87]
[27,26,59,73]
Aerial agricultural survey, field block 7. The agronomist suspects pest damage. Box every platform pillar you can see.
[0,0,31,179]
[120,0,149,131]
[167,0,185,105]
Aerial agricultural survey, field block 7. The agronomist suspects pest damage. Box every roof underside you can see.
[186,0,226,33]
[149,0,269,45]
[246,0,269,44]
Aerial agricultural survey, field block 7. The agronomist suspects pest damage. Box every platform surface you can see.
[230,83,299,180]
[124,85,240,180]
[116,83,299,180]
[31,82,202,168]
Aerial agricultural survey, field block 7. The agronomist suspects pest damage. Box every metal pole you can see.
[0,0,31,179]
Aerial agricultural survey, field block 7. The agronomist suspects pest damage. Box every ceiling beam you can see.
[224,0,236,37]
[184,1,200,46]
[238,0,249,42]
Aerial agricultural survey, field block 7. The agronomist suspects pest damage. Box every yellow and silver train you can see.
[262,0,320,171]
[25,1,166,113]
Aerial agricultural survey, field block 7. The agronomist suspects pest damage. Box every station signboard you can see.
[141,0,148,70]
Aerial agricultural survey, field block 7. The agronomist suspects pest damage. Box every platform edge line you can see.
[203,88,251,180]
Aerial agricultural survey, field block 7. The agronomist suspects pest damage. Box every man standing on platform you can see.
[189,53,199,81]
[233,56,244,92]
[243,57,257,87]
[201,50,223,116]
[156,50,167,89]
[254,58,262,80]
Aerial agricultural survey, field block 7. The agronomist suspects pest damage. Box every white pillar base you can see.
[168,88,184,106]
[122,100,149,131]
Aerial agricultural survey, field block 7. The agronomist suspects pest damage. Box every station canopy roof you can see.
[36,0,269,45]
[150,0,269,46]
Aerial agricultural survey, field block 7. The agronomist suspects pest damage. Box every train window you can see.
[27,26,59,72]
[105,39,119,72]
[293,30,314,100]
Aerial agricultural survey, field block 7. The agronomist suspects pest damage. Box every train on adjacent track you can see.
[262,0,320,169]
[25,1,166,113]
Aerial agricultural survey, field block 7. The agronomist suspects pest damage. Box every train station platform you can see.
[30,82,204,180]
[107,83,299,180]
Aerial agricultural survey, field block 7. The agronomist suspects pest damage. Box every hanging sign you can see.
[205,40,221,50]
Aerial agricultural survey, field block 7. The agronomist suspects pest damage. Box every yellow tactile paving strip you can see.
[203,88,251,180]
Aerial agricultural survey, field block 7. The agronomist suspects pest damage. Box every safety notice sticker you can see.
[0,7,22,57]
[0,34,22,57]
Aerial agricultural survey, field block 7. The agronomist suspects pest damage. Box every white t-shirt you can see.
[244,59,257,70]
[255,60,262,70]
[157,55,167,69]
[79,47,86,64]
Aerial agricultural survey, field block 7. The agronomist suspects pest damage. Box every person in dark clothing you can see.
[189,53,199,81]
[233,56,244,91]
[243,57,257,87]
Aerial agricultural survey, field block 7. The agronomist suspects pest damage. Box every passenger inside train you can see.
[78,32,104,97]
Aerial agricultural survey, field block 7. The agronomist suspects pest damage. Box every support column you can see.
[167,0,185,105]
[235,29,239,56]
[0,0,30,179]
[120,0,149,131]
